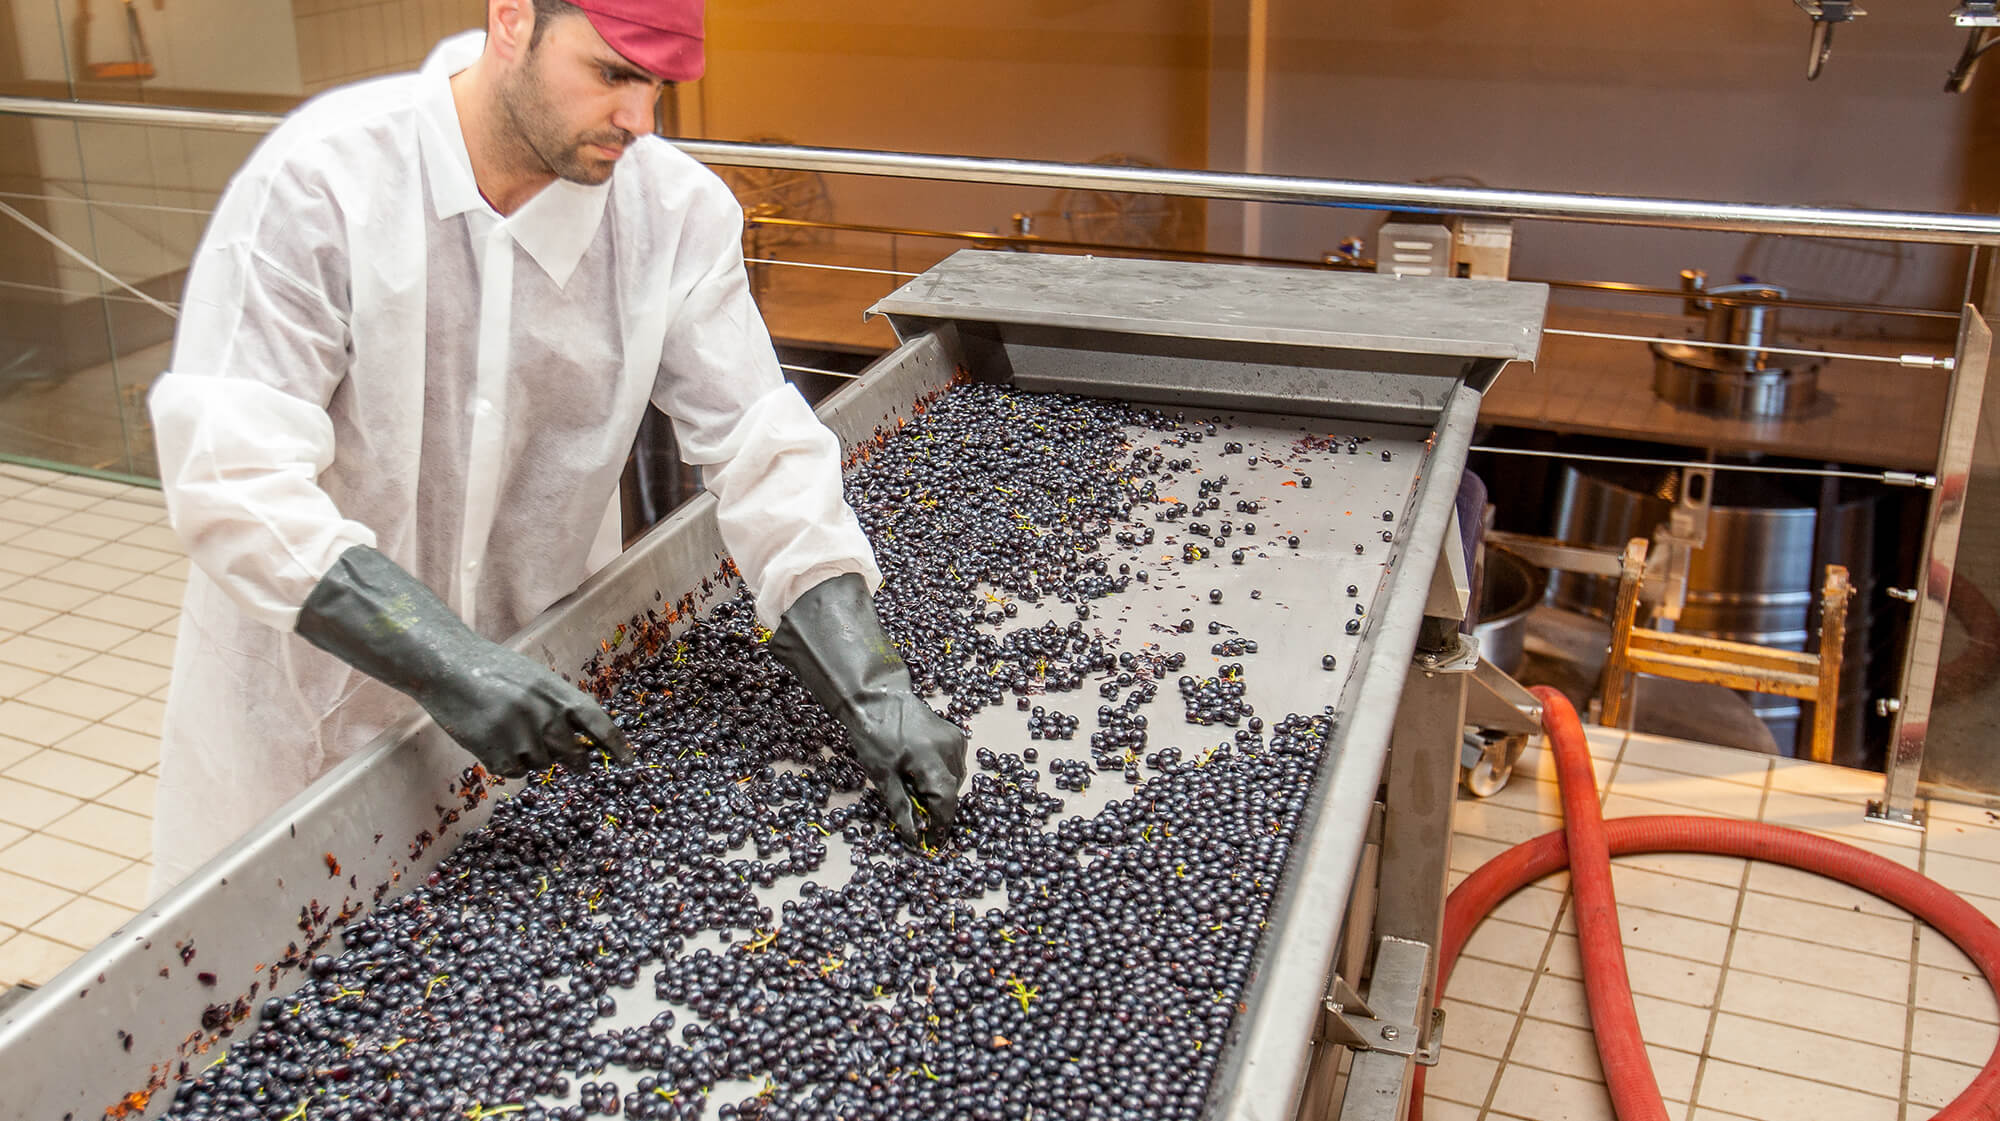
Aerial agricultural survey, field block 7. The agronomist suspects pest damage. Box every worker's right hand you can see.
[416,643,633,777]
[767,572,968,846]
[295,545,633,778]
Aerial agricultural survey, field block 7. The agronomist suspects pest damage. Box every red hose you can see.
[1408,687,2000,1121]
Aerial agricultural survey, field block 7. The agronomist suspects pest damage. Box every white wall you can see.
[1218,0,1980,333]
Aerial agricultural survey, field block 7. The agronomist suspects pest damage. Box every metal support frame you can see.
[1872,307,1995,827]
[1601,537,1853,764]
[1328,539,1476,1121]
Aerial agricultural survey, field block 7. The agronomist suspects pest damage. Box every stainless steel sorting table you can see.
[0,251,1546,1121]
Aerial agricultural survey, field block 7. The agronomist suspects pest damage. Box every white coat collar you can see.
[415,31,609,290]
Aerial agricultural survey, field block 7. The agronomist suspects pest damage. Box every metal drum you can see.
[1549,463,1876,762]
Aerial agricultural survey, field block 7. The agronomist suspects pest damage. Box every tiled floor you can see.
[0,460,177,989]
[1433,723,2000,1121]
[2,460,1998,1121]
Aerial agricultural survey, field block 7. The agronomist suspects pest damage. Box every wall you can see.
[691,0,1212,257]
[1211,0,1982,334]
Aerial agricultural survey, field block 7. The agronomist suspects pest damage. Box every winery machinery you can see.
[0,251,1548,1120]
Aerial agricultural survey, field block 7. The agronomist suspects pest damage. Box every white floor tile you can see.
[1461,918,1551,970]
[1424,1045,1500,1107]
[54,511,149,541]
[66,652,172,697]
[1906,1052,1981,1109]
[43,802,151,860]
[1489,1063,1616,1121]
[1490,883,1568,929]
[115,525,183,553]
[85,541,182,575]
[1608,849,1749,890]
[0,735,34,772]
[29,894,133,950]
[14,528,112,561]
[1762,789,1922,849]
[1453,799,1563,845]
[116,574,185,607]
[1923,852,2000,905]
[54,723,158,772]
[1926,811,2000,867]
[69,593,178,631]
[0,544,64,579]
[106,630,175,669]
[88,861,152,910]
[88,497,166,523]
[102,697,165,738]
[1600,784,1760,828]
[1917,963,2000,1024]
[0,832,130,892]
[1733,890,1913,961]
[1441,998,1518,1059]
[0,661,47,702]
[1705,1011,1905,1098]
[0,499,69,526]
[1744,863,1910,919]
[5,747,129,798]
[41,559,150,595]
[1604,767,1766,819]
[1919,925,1979,975]
[1449,955,1538,1013]
[1695,1059,1897,1121]
[15,677,138,722]
[1542,933,1723,1006]
[0,635,94,676]
[1717,969,1904,1032]
[0,930,83,986]
[1910,1007,1999,1067]
[22,613,140,651]
[1727,929,1912,1004]
[0,701,93,747]
[1592,865,1741,926]
[1481,770,1567,817]
[0,598,59,632]
[0,867,75,927]
[96,772,155,816]
[1621,732,1772,787]
[0,777,81,829]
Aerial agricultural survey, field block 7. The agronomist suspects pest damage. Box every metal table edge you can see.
[1210,386,1485,1121]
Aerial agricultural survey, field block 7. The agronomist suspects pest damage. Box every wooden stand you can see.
[1600,537,1852,763]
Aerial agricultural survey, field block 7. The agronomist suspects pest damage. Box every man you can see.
[146,0,965,895]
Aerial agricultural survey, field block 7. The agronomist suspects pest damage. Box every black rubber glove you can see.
[768,573,968,844]
[295,545,633,778]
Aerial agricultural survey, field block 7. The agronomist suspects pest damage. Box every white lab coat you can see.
[146,32,879,895]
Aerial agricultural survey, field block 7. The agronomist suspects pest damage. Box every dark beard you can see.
[497,51,630,187]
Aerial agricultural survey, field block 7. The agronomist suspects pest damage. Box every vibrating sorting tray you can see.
[0,251,1546,1121]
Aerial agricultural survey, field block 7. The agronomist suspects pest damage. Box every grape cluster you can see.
[159,385,1336,1121]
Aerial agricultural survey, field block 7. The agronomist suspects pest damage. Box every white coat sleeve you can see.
[651,186,880,628]
[149,166,376,632]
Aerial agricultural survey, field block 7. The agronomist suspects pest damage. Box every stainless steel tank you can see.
[1549,463,1876,763]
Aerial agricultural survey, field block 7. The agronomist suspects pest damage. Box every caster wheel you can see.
[1462,755,1513,798]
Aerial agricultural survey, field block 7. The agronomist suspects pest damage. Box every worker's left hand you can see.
[767,573,968,845]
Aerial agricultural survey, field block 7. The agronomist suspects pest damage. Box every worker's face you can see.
[500,10,664,186]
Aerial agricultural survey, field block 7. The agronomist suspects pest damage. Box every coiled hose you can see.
[1408,687,2000,1121]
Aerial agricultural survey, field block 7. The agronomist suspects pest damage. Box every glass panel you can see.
[0,0,485,478]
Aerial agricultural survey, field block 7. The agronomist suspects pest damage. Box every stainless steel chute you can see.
[0,250,1546,1121]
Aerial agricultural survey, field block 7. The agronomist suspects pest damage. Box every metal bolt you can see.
[1876,697,1903,717]
[1380,1025,1400,1041]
